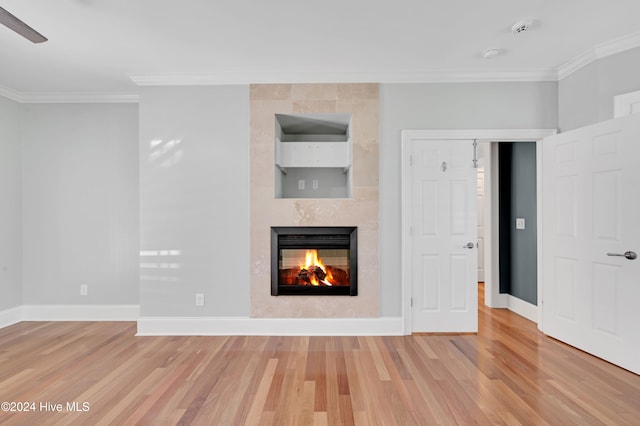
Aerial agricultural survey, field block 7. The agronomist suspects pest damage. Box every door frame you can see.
[401,129,557,334]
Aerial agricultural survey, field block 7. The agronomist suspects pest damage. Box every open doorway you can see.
[401,129,555,334]
[478,140,540,323]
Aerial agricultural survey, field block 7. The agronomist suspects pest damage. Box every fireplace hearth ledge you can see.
[136,316,403,336]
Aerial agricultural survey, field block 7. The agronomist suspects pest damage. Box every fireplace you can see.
[271,227,357,296]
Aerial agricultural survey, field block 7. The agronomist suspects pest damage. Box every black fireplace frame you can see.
[271,226,357,296]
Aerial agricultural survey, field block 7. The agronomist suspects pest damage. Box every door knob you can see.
[606,251,637,260]
[464,242,475,249]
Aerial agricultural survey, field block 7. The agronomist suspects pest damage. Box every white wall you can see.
[0,96,23,310]
[559,46,640,131]
[378,82,559,316]
[7,81,561,319]
[139,86,250,317]
[21,104,139,305]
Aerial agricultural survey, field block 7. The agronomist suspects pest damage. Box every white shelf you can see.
[274,113,353,199]
[276,141,351,170]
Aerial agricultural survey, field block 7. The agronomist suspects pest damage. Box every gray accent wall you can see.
[139,86,250,317]
[559,46,640,131]
[510,143,537,304]
[21,104,139,305]
[379,82,558,316]
[499,143,538,305]
[0,96,23,310]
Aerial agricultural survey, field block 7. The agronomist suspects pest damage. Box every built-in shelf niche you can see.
[275,113,352,199]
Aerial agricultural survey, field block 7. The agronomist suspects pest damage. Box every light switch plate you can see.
[516,218,525,230]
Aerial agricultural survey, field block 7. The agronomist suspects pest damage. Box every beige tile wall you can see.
[250,83,379,317]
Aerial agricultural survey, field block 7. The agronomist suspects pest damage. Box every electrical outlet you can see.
[80,285,88,296]
[516,218,526,230]
[195,293,205,306]
[312,179,318,190]
[298,179,305,190]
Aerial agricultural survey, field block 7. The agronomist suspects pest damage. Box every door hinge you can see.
[473,139,478,168]
[411,297,413,307]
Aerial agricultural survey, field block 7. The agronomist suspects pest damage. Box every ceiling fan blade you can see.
[0,7,47,43]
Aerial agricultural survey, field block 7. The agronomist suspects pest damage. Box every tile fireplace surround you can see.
[250,84,379,318]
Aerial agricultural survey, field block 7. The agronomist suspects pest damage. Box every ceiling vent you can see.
[481,48,502,59]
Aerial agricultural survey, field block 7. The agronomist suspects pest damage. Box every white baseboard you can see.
[137,316,404,336]
[485,292,509,309]
[507,295,538,323]
[5,301,537,334]
[0,306,22,329]
[2,307,402,336]
[21,305,140,321]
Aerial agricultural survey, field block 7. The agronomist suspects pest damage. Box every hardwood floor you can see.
[1,287,639,425]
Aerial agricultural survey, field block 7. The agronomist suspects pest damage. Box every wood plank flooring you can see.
[1,287,639,425]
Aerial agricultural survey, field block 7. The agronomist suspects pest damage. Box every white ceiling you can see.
[1,0,640,96]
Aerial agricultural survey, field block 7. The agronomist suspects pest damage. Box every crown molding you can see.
[20,92,139,103]
[130,69,558,86]
[0,84,23,102]
[0,87,139,104]
[422,69,558,83]
[557,49,596,81]
[594,30,640,60]
[558,31,640,80]
[3,31,640,97]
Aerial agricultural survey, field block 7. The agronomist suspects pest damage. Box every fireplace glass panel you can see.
[279,248,350,287]
[271,226,357,296]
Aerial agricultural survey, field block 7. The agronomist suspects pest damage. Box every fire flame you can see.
[300,250,334,286]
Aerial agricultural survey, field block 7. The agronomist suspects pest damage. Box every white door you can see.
[411,140,478,332]
[542,114,640,374]
[477,167,485,282]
